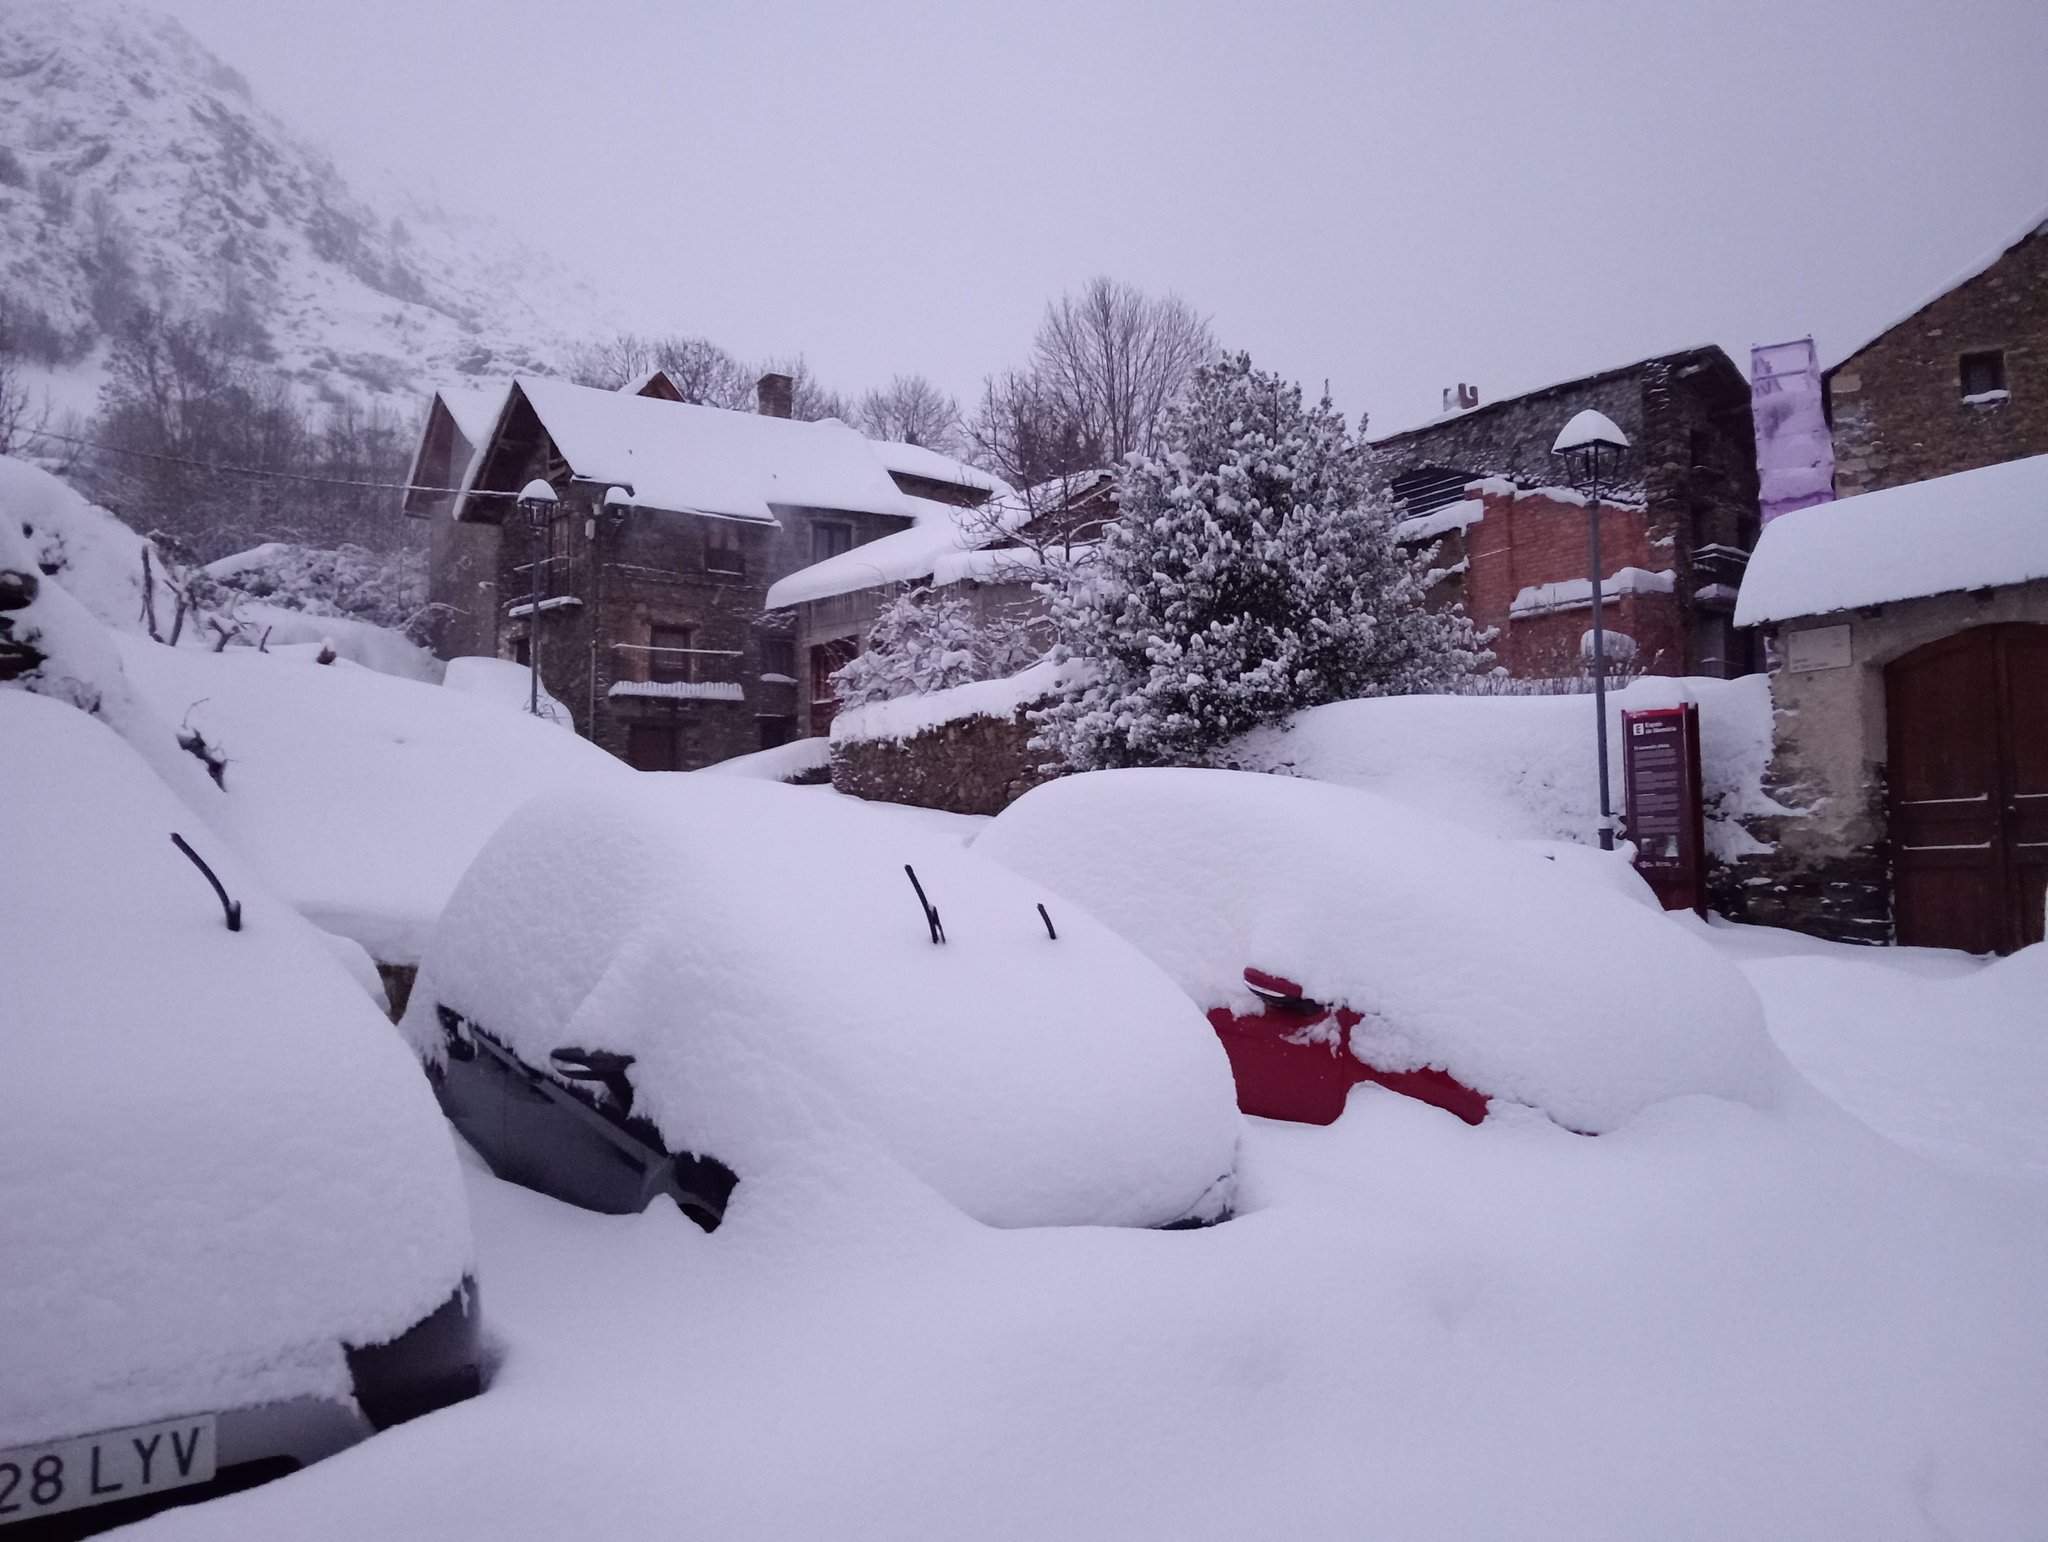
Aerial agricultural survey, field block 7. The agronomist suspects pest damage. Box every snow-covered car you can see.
[400,777,1241,1230]
[0,691,482,1537]
[974,769,1785,1135]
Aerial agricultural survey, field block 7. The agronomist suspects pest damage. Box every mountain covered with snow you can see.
[0,0,613,417]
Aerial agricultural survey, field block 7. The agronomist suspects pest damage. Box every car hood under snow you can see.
[401,777,1242,1229]
[974,769,1789,1135]
[0,691,475,1449]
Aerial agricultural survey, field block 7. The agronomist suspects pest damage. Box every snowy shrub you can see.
[1035,353,1489,770]
[833,584,1043,711]
[207,540,432,642]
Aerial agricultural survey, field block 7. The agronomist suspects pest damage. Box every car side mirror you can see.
[550,1046,636,1115]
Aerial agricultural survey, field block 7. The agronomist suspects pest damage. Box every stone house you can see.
[1826,209,2048,498]
[405,371,994,771]
[764,470,1116,735]
[1732,453,2048,954]
[1367,347,1762,679]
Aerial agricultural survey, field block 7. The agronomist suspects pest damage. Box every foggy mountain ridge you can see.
[0,0,614,418]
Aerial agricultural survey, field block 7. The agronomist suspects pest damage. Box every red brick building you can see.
[1370,346,1762,679]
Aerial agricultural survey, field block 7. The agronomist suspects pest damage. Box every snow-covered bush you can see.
[832,583,1042,711]
[206,540,431,642]
[1035,354,1488,770]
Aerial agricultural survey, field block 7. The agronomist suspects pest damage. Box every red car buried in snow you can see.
[975,768,1779,1137]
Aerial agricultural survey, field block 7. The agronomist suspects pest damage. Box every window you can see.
[625,723,682,773]
[705,521,745,576]
[811,520,853,562]
[510,636,530,667]
[809,638,858,734]
[760,637,797,677]
[647,623,695,684]
[758,716,797,751]
[1960,350,2007,399]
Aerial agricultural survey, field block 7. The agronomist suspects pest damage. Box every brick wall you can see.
[1826,227,2048,497]
[1431,483,1687,677]
[1374,348,1760,679]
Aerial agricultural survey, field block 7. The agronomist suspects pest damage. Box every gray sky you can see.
[155,0,2048,433]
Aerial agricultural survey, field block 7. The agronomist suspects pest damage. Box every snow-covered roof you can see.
[871,438,1002,496]
[483,377,920,525]
[1394,497,1484,543]
[1511,567,1675,617]
[1370,344,1729,444]
[765,471,1111,609]
[1827,207,2048,373]
[440,381,511,446]
[1735,453,2048,627]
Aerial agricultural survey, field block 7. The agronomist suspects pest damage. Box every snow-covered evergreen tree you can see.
[1035,353,1487,769]
[833,584,1043,710]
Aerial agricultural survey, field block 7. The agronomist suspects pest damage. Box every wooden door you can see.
[1887,624,2047,954]
[2005,626,2048,950]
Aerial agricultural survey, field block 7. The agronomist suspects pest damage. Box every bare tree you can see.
[1030,277,1215,463]
[968,367,1104,491]
[0,304,48,457]
[856,373,962,452]
[566,331,754,409]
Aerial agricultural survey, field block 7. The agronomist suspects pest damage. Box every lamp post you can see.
[1550,409,1631,852]
[516,478,559,718]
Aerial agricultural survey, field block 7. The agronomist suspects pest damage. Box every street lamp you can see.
[516,478,559,718]
[1551,409,1631,852]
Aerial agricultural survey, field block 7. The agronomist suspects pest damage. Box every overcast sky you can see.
[153,0,2048,434]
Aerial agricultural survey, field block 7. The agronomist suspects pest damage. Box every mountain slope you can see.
[0,0,612,416]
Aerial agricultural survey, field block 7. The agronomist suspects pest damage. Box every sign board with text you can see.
[1621,703,1707,914]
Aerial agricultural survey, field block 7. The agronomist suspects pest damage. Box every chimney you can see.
[756,371,793,419]
[1441,383,1479,413]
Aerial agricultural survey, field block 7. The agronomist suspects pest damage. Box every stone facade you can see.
[494,486,909,770]
[1372,347,1761,678]
[1826,220,2048,498]
[829,707,1055,817]
[1733,579,2048,943]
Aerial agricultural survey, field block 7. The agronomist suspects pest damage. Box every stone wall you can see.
[1827,226,2048,498]
[830,707,1056,816]
[1730,578,2048,942]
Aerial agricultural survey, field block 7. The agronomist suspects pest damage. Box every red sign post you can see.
[1621,703,1707,914]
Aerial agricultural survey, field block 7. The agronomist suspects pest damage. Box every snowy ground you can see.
[121,922,2048,1542]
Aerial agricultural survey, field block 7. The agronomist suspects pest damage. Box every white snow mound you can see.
[113,634,629,962]
[401,776,1241,1228]
[976,769,1785,1134]
[0,690,473,1449]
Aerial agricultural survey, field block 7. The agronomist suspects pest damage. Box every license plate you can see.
[0,1413,217,1527]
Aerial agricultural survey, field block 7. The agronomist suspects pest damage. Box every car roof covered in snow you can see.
[975,768,1784,1135]
[1735,452,2048,626]
[400,775,1240,1229]
[0,690,473,1449]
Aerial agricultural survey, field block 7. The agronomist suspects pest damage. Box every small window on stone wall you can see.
[648,623,695,684]
[1959,350,2007,400]
[760,637,796,677]
[705,521,744,576]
